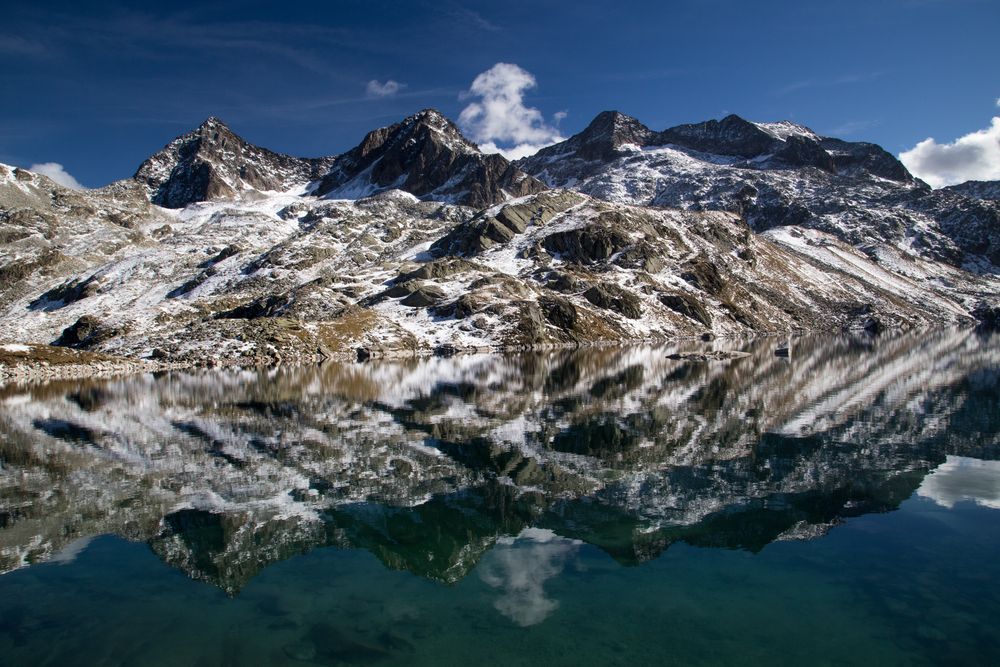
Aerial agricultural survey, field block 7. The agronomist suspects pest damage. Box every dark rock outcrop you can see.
[134,117,333,208]
[315,110,545,208]
[401,285,446,308]
[655,114,780,160]
[583,284,643,319]
[972,302,1000,329]
[530,110,654,163]
[660,292,713,327]
[29,274,103,311]
[942,180,1000,201]
[430,191,582,255]
[542,225,632,264]
[54,315,122,349]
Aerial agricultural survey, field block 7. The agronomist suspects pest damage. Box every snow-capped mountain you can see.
[315,109,546,207]
[517,111,1000,268]
[942,179,1000,201]
[134,116,335,208]
[1,108,999,369]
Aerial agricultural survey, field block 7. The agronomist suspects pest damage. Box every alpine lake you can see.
[1,329,999,666]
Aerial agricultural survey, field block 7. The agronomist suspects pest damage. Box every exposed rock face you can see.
[517,111,1000,269]
[134,117,333,208]
[2,107,1000,362]
[431,190,584,255]
[535,110,655,162]
[942,180,1000,201]
[315,109,545,208]
[0,164,165,311]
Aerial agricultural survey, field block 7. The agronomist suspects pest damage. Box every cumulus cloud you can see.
[366,79,403,98]
[28,162,85,190]
[917,456,1000,510]
[458,63,564,160]
[478,528,580,627]
[899,115,1000,188]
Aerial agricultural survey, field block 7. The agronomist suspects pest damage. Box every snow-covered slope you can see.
[517,111,1000,269]
[2,108,1000,367]
[942,179,1000,201]
[1,178,993,367]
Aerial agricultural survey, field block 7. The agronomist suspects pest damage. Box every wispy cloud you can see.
[458,63,565,160]
[443,6,501,33]
[0,33,46,57]
[899,113,1000,188]
[2,10,394,81]
[775,71,887,96]
[29,162,85,189]
[597,67,690,82]
[822,119,880,138]
[366,79,404,98]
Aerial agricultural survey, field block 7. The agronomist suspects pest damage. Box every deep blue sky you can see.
[2,0,998,187]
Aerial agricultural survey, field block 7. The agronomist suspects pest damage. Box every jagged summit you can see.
[133,117,333,208]
[530,110,653,163]
[656,114,779,159]
[516,109,995,264]
[200,115,227,127]
[314,107,545,208]
[942,180,1000,201]
[131,109,544,210]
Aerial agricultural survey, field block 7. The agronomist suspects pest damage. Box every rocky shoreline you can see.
[0,322,929,386]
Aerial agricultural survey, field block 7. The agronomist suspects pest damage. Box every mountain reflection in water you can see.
[1,329,998,601]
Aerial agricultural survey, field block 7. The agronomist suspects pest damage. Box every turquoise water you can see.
[1,330,999,665]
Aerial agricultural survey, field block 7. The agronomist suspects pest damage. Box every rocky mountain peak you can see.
[522,111,653,164]
[656,114,780,159]
[941,180,1000,201]
[315,109,545,208]
[582,111,650,141]
[199,115,227,129]
[133,119,332,208]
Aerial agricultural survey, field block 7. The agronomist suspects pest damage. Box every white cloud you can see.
[29,162,85,190]
[365,79,403,98]
[899,116,1000,188]
[478,528,580,627]
[917,456,1000,510]
[458,63,564,160]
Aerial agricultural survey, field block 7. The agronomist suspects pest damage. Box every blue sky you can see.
[2,0,998,187]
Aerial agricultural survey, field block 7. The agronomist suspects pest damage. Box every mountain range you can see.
[1,107,999,368]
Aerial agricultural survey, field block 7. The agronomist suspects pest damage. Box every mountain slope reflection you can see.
[1,330,998,593]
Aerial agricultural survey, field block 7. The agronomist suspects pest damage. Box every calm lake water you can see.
[1,330,999,665]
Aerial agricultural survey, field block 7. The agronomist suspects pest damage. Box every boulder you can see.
[680,257,725,296]
[583,284,643,319]
[539,296,579,331]
[542,225,632,264]
[972,302,1000,330]
[401,285,446,307]
[54,315,121,349]
[659,292,712,327]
